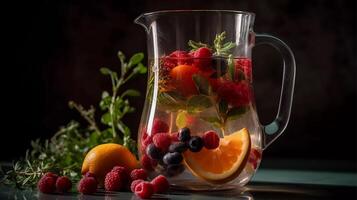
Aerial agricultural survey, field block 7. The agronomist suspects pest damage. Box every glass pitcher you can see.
[135,10,295,190]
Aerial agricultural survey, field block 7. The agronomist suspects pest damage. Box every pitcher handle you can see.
[255,34,296,150]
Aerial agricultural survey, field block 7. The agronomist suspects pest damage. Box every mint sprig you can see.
[0,51,147,189]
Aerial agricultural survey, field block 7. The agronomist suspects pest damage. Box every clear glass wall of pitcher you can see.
[135,10,296,190]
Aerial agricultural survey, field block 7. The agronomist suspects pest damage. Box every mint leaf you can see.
[128,53,144,67]
[192,75,211,95]
[200,116,222,128]
[188,40,210,51]
[100,67,112,75]
[121,89,140,97]
[101,112,112,125]
[227,106,247,120]
[157,91,185,111]
[227,55,235,81]
[134,63,147,74]
[187,95,213,113]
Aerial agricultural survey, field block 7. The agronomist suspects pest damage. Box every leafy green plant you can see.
[0,51,146,189]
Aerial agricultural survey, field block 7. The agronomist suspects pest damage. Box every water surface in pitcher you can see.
[138,50,263,189]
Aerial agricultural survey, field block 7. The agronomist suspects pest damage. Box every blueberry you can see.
[146,143,162,160]
[165,164,185,177]
[168,142,188,153]
[163,152,183,165]
[178,127,191,142]
[188,136,204,152]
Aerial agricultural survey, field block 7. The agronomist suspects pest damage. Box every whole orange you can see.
[81,143,139,186]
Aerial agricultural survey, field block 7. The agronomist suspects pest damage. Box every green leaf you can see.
[188,40,210,51]
[121,89,140,97]
[99,96,111,110]
[100,67,112,75]
[102,91,110,99]
[128,53,144,67]
[176,111,187,128]
[192,75,211,95]
[157,91,185,111]
[101,112,112,125]
[187,95,213,113]
[227,55,235,81]
[117,51,126,64]
[133,63,147,74]
[218,100,228,114]
[227,106,247,120]
[200,116,222,128]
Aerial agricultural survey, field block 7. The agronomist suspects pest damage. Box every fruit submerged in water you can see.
[183,128,251,183]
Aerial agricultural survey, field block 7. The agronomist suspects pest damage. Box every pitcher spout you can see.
[134,14,151,33]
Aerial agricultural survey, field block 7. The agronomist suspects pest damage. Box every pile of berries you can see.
[141,118,220,177]
[37,172,72,194]
[38,166,169,198]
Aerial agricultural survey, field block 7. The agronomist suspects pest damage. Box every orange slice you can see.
[183,128,251,183]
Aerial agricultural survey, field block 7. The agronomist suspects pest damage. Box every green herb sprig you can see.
[0,51,147,189]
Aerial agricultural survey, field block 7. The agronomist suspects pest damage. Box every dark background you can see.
[2,0,356,171]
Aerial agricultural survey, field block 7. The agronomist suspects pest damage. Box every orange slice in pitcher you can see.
[183,128,251,183]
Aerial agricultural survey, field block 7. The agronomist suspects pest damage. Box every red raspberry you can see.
[249,148,262,169]
[134,181,154,199]
[216,81,251,107]
[55,176,72,193]
[111,166,129,182]
[193,47,212,70]
[235,58,252,82]
[141,134,153,153]
[141,154,158,171]
[44,172,58,180]
[38,175,56,194]
[202,131,220,149]
[104,171,124,191]
[77,177,97,194]
[130,169,148,181]
[152,119,169,135]
[84,172,96,179]
[153,133,171,151]
[170,132,179,142]
[151,175,169,193]
[130,179,144,192]
[170,50,193,65]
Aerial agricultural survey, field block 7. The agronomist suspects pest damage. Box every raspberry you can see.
[151,175,169,193]
[77,177,97,194]
[104,171,124,191]
[134,181,154,199]
[193,47,212,70]
[235,58,252,82]
[216,81,251,108]
[152,119,169,135]
[202,131,220,149]
[111,166,128,176]
[56,176,72,193]
[141,134,153,153]
[44,172,58,180]
[38,175,56,194]
[84,172,96,179]
[153,133,171,151]
[130,179,144,192]
[130,169,147,181]
[141,154,158,171]
[170,132,179,142]
[169,50,193,66]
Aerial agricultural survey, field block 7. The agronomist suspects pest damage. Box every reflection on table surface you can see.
[1,182,356,200]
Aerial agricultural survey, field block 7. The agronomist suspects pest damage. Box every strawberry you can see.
[193,47,212,70]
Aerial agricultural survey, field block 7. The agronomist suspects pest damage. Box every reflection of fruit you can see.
[183,128,251,183]
[81,143,139,186]
[170,65,199,97]
[235,58,252,82]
